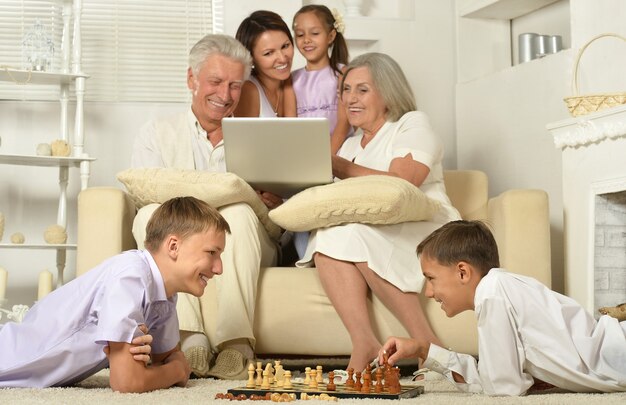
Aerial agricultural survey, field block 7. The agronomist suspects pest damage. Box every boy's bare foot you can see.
[598,302,626,321]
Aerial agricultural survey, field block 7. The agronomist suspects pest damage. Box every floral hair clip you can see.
[331,8,345,34]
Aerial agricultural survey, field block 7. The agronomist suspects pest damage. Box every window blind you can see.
[0,0,220,103]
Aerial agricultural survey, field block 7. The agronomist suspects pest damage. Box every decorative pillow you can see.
[116,168,281,240]
[268,175,441,232]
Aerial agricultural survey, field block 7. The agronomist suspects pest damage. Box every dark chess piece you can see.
[346,367,355,387]
[354,371,362,391]
[327,371,336,391]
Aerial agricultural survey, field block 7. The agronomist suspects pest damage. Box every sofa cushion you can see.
[116,168,282,240]
[268,175,440,232]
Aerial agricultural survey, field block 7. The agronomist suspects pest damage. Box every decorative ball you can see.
[50,139,71,157]
[11,232,25,244]
[43,224,67,244]
[36,143,52,156]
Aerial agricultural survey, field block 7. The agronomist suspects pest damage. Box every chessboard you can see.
[227,381,424,400]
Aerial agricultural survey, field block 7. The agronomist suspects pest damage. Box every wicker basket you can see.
[563,33,626,117]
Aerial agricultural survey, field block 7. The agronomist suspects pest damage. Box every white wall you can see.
[455,0,626,294]
[0,0,457,306]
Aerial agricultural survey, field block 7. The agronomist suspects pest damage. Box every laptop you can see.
[222,117,333,198]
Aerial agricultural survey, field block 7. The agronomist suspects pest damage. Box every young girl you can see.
[290,5,352,259]
[291,5,352,155]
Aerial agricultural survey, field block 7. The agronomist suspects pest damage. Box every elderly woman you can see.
[296,52,461,371]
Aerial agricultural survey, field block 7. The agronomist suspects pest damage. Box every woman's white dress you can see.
[296,111,461,292]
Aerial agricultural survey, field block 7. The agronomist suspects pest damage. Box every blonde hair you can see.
[144,197,230,252]
[341,52,416,122]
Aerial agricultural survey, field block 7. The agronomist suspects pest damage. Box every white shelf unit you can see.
[458,0,561,19]
[0,0,91,288]
[456,0,570,83]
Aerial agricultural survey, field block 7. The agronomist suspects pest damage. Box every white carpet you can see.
[1,369,624,405]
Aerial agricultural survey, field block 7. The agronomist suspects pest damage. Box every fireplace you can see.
[593,189,626,315]
[548,104,626,314]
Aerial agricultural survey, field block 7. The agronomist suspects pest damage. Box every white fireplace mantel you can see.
[547,104,626,150]
[547,104,626,312]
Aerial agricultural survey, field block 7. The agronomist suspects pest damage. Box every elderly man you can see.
[131,34,280,380]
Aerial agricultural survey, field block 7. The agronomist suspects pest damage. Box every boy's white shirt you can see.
[0,250,179,388]
[422,269,626,396]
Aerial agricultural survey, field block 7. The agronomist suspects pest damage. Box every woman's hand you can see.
[256,190,283,209]
[331,154,351,179]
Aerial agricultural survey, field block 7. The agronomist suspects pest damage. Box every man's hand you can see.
[379,336,428,366]
[103,324,153,365]
[256,190,283,209]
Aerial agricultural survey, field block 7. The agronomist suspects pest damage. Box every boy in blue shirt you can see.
[380,220,626,396]
[0,196,229,392]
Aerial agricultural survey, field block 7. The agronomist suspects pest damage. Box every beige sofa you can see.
[76,170,551,358]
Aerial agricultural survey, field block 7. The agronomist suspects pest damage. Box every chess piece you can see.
[265,362,275,384]
[383,362,392,391]
[309,369,318,389]
[327,371,336,391]
[304,367,312,384]
[361,368,371,393]
[346,367,354,387]
[275,363,285,387]
[354,371,362,391]
[261,369,270,389]
[374,367,383,393]
[316,365,323,383]
[283,370,293,389]
[387,366,401,394]
[256,361,263,386]
[247,362,255,388]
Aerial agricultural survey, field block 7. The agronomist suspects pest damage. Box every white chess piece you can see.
[247,362,255,388]
[256,362,263,386]
[261,369,270,389]
[316,365,324,383]
[283,370,293,389]
[275,363,285,387]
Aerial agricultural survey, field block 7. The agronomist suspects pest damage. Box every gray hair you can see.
[189,34,253,80]
[342,52,416,122]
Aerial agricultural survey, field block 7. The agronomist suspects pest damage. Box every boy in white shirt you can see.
[0,196,228,392]
[380,220,626,396]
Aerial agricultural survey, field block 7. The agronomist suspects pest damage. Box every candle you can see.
[0,267,7,300]
[38,270,53,301]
